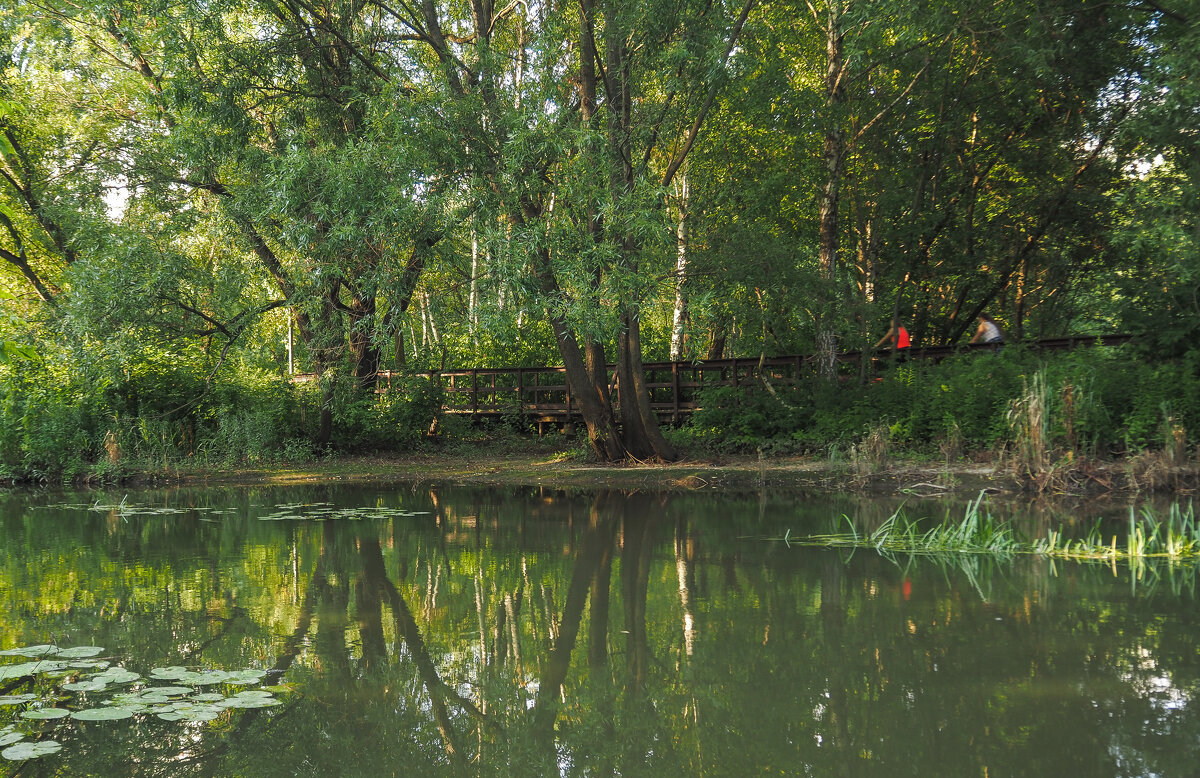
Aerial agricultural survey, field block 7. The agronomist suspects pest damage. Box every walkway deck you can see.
[352,334,1132,429]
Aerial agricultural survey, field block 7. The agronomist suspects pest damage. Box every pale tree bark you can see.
[670,168,690,362]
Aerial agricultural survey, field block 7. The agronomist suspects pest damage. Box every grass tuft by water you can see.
[783,495,1200,566]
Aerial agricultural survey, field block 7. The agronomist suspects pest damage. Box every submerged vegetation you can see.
[783,496,1200,566]
[0,644,287,763]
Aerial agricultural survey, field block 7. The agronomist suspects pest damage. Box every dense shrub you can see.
[681,345,1200,458]
[0,356,445,480]
[323,374,444,450]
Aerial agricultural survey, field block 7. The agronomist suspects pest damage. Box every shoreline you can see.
[22,447,1194,500]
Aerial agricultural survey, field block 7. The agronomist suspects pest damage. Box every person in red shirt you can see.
[874,319,911,362]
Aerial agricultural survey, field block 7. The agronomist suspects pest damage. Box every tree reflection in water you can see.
[0,486,1198,777]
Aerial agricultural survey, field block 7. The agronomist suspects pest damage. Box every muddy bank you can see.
[92,446,1200,500]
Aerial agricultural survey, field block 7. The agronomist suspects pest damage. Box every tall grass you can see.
[784,496,1200,565]
[791,493,1018,556]
[1032,502,1200,562]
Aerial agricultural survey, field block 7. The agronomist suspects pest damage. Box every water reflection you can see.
[0,485,1197,777]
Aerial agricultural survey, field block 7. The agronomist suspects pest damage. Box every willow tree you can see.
[10,0,461,441]
[363,0,752,460]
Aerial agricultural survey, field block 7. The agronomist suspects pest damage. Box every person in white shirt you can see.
[969,313,1005,348]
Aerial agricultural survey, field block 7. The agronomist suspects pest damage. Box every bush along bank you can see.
[0,357,442,484]
[671,344,1199,492]
[1,343,1197,490]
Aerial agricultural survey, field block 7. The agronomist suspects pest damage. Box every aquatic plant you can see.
[1032,502,1200,563]
[787,493,1018,557]
[0,644,289,763]
[783,496,1200,566]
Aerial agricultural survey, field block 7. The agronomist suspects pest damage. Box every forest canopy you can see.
[0,0,1197,471]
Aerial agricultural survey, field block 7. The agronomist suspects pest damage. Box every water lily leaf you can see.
[62,680,108,693]
[149,666,190,680]
[180,670,229,685]
[259,684,295,694]
[71,707,136,721]
[94,668,139,684]
[0,660,67,681]
[68,660,111,670]
[0,694,37,705]
[177,708,221,722]
[0,732,24,747]
[189,693,225,702]
[0,645,57,658]
[155,711,186,722]
[140,686,193,697]
[223,670,267,685]
[132,695,173,705]
[20,708,70,720]
[54,646,105,659]
[217,696,281,709]
[2,740,62,760]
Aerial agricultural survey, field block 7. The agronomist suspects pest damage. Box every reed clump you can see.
[1032,503,1200,563]
[793,493,1017,556]
[784,496,1200,565]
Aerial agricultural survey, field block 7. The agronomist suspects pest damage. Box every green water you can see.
[0,484,1196,777]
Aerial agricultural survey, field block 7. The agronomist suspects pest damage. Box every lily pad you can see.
[71,707,137,721]
[20,708,71,720]
[93,668,140,684]
[0,660,66,681]
[223,670,267,685]
[0,645,58,658]
[176,708,222,722]
[260,684,295,694]
[0,694,37,705]
[189,693,225,702]
[217,696,281,709]
[62,680,108,693]
[54,646,105,659]
[68,660,111,670]
[149,666,191,680]
[140,686,193,697]
[182,670,230,685]
[2,740,62,760]
[0,732,24,747]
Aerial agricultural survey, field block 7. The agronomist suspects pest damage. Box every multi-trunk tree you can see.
[2,0,1195,462]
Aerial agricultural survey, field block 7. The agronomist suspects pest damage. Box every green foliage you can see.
[681,346,1200,459]
[0,363,103,481]
[683,382,815,453]
[318,374,444,451]
[0,353,443,479]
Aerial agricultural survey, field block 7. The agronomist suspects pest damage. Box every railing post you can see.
[471,369,478,416]
[517,368,524,422]
[672,362,680,424]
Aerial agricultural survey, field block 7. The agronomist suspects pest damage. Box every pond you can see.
[0,483,1197,777]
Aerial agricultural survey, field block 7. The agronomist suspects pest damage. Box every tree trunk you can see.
[347,295,380,391]
[618,310,679,461]
[670,170,690,361]
[815,0,846,380]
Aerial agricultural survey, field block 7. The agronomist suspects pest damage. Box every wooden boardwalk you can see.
[357,334,1133,429]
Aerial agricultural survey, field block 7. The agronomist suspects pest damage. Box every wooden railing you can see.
[333,334,1131,428]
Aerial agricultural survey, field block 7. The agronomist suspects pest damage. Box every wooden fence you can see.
[341,334,1131,430]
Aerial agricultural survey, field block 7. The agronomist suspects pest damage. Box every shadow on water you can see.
[0,484,1198,777]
